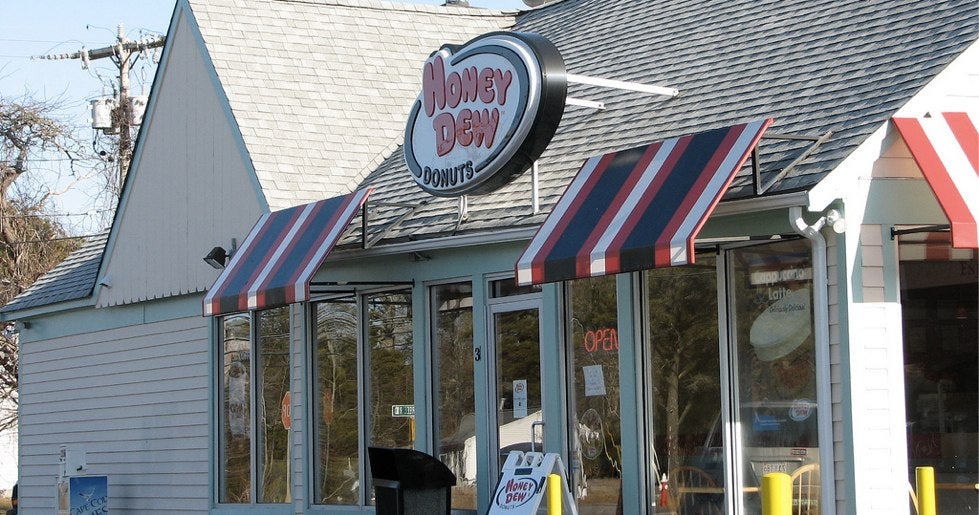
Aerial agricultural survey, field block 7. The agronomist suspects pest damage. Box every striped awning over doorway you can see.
[203,188,372,316]
[516,119,772,285]
[892,112,978,248]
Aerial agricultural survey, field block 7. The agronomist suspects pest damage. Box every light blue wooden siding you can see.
[16,312,209,513]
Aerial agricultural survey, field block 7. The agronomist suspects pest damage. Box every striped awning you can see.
[892,112,978,248]
[516,119,772,285]
[203,189,372,316]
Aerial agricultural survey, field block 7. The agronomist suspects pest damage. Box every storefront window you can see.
[310,289,413,507]
[645,255,723,514]
[432,282,476,510]
[312,298,359,505]
[219,314,251,503]
[731,240,819,511]
[367,290,414,448]
[256,307,291,503]
[899,232,977,512]
[567,275,621,514]
[216,307,291,504]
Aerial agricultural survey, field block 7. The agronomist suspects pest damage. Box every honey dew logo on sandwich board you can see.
[405,32,567,197]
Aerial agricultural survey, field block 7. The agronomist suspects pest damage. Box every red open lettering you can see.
[583,328,619,353]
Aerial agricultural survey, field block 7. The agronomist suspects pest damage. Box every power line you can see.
[2,209,112,219]
[36,24,165,193]
[2,233,103,245]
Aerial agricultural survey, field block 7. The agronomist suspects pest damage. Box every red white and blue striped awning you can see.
[203,189,372,316]
[892,112,978,248]
[516,119,772,285]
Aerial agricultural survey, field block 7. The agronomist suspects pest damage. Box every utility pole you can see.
[37,24,165,193]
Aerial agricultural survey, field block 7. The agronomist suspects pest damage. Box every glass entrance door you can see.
[488,279,544,474]
[729,240,820,513]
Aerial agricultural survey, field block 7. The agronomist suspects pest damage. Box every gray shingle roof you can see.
[0,232,108,314]
[352,0,978,246]
[6,0,976,314]
[190,0,515,211]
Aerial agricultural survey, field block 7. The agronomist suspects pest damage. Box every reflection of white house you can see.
[441,411,543,484]
[0,410,16,494]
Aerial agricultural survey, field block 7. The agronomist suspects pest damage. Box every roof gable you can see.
[95,3,268,308]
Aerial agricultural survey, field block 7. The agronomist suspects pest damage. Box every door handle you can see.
[531,420,545,453]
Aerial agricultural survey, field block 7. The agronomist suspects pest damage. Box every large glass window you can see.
[640,240,823,513]
[567,275,621,514]
[432,282,477,510]
[645,255,723,514]
[310,289,413,507]
[216,306,291,505]
[256,308,291,503]
[312,297,359,505]
[219,314,251,503]
[367,290,415,449]
[899,232,977,512]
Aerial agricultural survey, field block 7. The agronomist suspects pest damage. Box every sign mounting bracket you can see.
[565,73,679,110]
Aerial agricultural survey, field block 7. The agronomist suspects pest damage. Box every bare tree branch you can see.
[0,95,88,431]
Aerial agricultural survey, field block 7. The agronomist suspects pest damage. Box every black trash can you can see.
[368,447,456,515]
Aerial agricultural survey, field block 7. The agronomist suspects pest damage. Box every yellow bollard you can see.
[916,466,936,515]
[547,473,562,515]
[761,472,792,515]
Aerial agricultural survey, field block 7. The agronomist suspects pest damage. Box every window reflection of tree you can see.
[221,314,251,503]
[258,307,290,503]
[368,291,414,449]
[571,276,621,478]
[646,257,720,474]
[434,284,475,485]
[569,275,622,510]
[313,298,359,504]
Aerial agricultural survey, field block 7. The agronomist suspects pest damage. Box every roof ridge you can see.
[271,0,520,16]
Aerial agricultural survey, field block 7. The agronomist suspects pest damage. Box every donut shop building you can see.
[4,1,976,514]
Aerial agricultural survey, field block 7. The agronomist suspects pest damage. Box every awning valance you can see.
[892,112,978,248]
[203,189,372,316]
[516,119,772,285]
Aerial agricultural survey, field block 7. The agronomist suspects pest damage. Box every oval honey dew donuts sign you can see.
[404,32,567,197]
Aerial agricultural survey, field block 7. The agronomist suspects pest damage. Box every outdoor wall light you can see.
[826,209,846,234]
[204,246,230,269]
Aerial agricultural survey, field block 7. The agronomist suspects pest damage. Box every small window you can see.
[217,306,291,504]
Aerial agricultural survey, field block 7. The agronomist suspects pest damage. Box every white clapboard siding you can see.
[17,313,210,514]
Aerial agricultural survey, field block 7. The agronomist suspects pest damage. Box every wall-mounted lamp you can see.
[205,239,238,269]
[204,246,230,269]
[826,209,846,234]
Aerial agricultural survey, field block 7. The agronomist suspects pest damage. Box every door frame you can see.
[485,291,544,476]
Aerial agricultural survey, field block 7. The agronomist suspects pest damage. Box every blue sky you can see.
[0,0,528,234]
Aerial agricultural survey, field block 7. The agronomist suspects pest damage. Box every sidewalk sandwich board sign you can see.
[488,451,578,515]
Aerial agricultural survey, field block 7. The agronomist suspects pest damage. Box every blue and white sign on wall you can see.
[69,475,108,515]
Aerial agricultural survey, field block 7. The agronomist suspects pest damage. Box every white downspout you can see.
[790,206,837,514]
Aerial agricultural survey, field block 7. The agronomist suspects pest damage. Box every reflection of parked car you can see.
[741,401,819,486]
[499,441,535,464]
[678,407,820,489]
